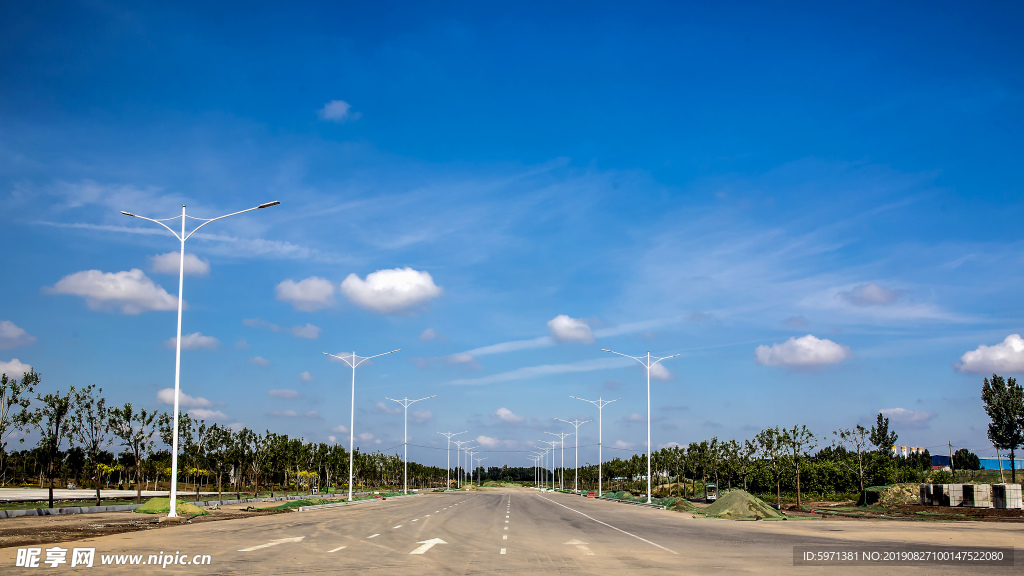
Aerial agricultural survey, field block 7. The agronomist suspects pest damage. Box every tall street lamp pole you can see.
[452,440,471,488]
[545,431,572,490]
[324,349,400,502]
[386,395,436,494]
[438,431,466,491]
[570,396,620,497]
[555,418,591,492]
[601,349,679,504]
[474,456,487,486]
[462,445,478,488]
[121,200,280,517]
[540,440,558,490]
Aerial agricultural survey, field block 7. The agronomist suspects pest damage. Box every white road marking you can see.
[412,518,419,522]
[504,520,509,523]
[503,526,507,530]
[328,546,347,553]
[503,535,507,540]
[410,538,447,555]
[564,539,594,556]
[367,534,380,539]
[500,548,506,555]
[238,537,304,552]
[394,525,403,529]
[537,495,677,555]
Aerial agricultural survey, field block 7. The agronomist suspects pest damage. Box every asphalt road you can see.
[1,488,1018,574]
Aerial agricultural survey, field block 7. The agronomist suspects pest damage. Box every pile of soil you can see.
[878,484,920,507]
[701,490,781,520]
[273,498,330,509]
[133,498,208,516]
[662,497,698,512]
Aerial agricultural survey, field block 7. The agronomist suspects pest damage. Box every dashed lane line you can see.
[503,535,507,540]
[394,525,403,529]
[238,537,304,552]
[500,548,506,555]
[328,546,347,553]
[536,495,677,555]
[367,534,380,539]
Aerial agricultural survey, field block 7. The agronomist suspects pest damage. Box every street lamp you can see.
[555,418,591,492]
[462,444,478,488]
[570,396,620,497]
[437,431,466,491]
[529,452,544,488]
[474,457,486,486]
[386,395,435,494]
[452,440,471,488]
[545,431,572,491]
[121,200,280,517]
[601,349,679,504]
[324,349,400,502]
[540,440,558,490]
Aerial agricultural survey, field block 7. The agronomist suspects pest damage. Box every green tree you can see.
[16,384,78,508]
[108,403,158,503]
[755,426,786,507]
[869,412,898,454]
[0,370,39,484]
[71,385,113,506]
[952,448,980,480]
[833,424,870,494]
[981,373,1024,483]
[783,425,816,508]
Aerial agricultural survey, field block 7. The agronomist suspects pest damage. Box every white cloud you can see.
[419,328,439,342]
[234,338,250,350]
[411,409,433,423]
[156,388,214,408]
[291,324,321,339]
[358,432,376,443]
[837,283,902,306]
[328,435,337,443]
[879,407,936,428]
[625,413,645,423]
[612,440,634,450]
[659,441,682,449]
[164,332,220,350]
[331,424,349,434]
[956,334,1024,374]
[300,371,314,383]
[275,277,336,312]
[305,411,321,419]
[448,357,634,386]
[149,252,210,276]
[318,100,360,123]
[340,268,443,314]
[249,356,272,367]
[0,359,32,377]
[270,410,299,417]
[547,315,595,344]
[228,422,245,431]
[477,435,500,448]
[650,363,672,381]
[188,408,228,421]
[268,389,299,399]
[447,353,478,365]
[450,337,552,362]
[376,401,402,415]
[495,407,524,423]
[754,335,851,368]
[0,321,35,350]
[45,269,178,314]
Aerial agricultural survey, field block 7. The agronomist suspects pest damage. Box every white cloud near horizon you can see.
[754,335,851,368]
[249,356,272,367]
[300,371,314,383]
[411,409,433,423]
[150,252,210,276]
[269,389,299,399]
[275,277,335,311]
[879,407,935,428]
[0,359,32,377]
[341,268,443,314]
[547,315,595,344]
[477,435,500,448]
[188,408,228,421]
[45,269,179,314]
[270,410,299,417]
[0,321,35,350]
[376,401,402,415]
[243,317,321,339]
[156,388,215,408]
[420,328,439,341]
[164,332,220,350]
[331,424,349,434]
[318,100,360,123]
[956,334,1024,374]
[650,363,672,381]
[837,283,903,307]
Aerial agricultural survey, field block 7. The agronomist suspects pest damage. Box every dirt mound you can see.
[133,498,208,515]
[618,491,636,501]
[879,484,920,507]
[701,490,780,520]
[274,498,330,509]
[663,497,698,512]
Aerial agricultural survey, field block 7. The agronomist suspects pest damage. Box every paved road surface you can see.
[1,488,1017,574]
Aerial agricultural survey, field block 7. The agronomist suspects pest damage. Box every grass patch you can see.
[134,498,208,515]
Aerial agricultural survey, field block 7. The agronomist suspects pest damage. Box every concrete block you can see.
[948,484,963,506]
[993,484,1023,509]
[965,484,992,508]
[919,484,932,506]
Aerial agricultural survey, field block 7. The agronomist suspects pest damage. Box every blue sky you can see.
[2,1,1023,466]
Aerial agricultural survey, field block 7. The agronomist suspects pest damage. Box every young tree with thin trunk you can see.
[734,439,757,491]
[783,425,816,508]
[0,370,39,485]
[756,426,786,507]
[17,384,77,509]
[108,403,157,504]
[71,385,112,507]
[833,425,870,494]
[981,373,1024,483]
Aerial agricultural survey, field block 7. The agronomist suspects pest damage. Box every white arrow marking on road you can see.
[564,539,594,556]
[238,537,304,552]
[409,538,447,555]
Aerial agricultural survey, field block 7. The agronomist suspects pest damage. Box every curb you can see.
[297,493,422,512]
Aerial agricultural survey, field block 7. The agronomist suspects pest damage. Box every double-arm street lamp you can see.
[601,349,679,504]
[121,200,280,517]
[324,349,400,502]
[570,396,620,497]
[438,431,466,491]
[452,440,471,488]
[545,431,572,490]
[387,395,436,494]
[555,418,591,492]
[539,440,559,490]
